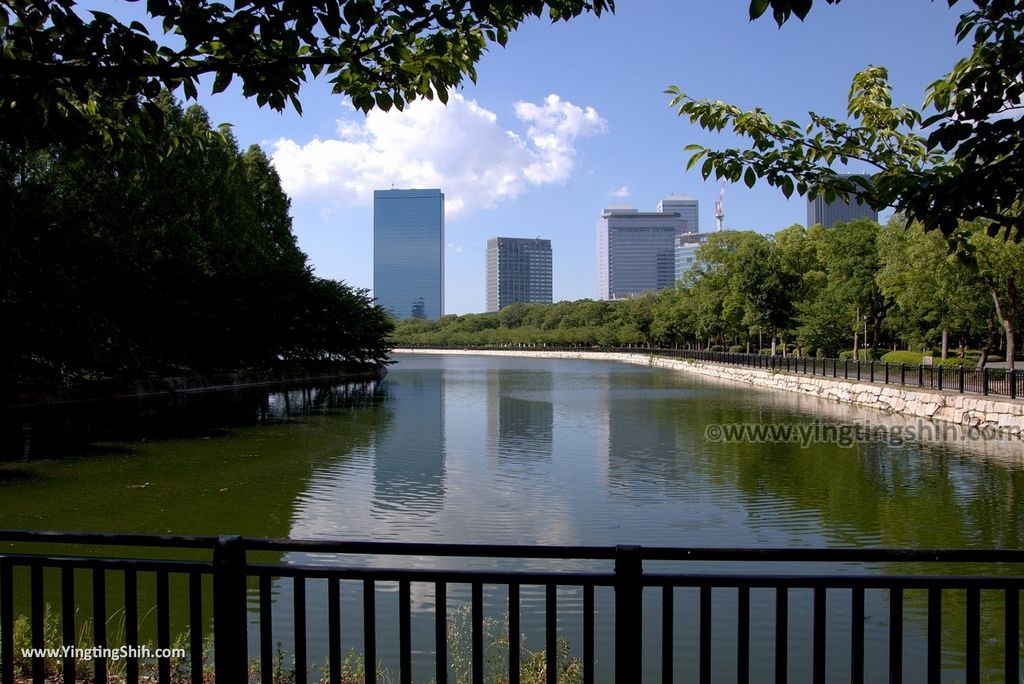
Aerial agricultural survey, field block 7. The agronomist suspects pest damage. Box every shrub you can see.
[728,345,745,353]
[839,349,885,361]
[881,351,924,364]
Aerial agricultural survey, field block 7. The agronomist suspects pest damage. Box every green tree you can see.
[0,0,613,147]
[669,0,1024,240]
[876,219,992,361]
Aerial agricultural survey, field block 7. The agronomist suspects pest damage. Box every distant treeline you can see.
[392,219,1023,368]
[1,94,391,396]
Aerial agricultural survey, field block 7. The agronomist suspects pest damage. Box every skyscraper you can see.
[657,194,699,234]
[373,189,444,320]
[486,237,553,312]
[596,197,693,300]
[806,175,879,228]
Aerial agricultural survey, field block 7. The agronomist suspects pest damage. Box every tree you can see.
[668,0,1024,241]
[0,0,613,146]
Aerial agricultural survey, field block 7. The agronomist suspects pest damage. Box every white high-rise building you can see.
[597,195,698,300]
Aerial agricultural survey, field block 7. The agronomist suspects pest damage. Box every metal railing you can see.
[1,531,1022,683]
[399,346,1024,400]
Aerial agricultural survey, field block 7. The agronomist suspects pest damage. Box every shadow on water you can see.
[0,379,387,463]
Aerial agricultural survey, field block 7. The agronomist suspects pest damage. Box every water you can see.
[1,353,1022,681]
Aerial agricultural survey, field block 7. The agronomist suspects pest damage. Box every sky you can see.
[182,0,969,314]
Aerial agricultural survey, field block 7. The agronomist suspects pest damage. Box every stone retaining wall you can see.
[394,348,1024,436]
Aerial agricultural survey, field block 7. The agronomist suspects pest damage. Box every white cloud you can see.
[446,242,465,254]
[609,185,630,198]
[270,92,606,218]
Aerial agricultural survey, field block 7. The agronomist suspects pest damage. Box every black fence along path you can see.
[1,531,1022,683]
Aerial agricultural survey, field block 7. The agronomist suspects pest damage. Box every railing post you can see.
[213,536,248,684]
[614,545,643,684]
[844,359,848,379]
[958,364,965,393]
[884,362,889,384]
[983,368,989,396]
[1012,370,1017,400]
[900,363,905,386]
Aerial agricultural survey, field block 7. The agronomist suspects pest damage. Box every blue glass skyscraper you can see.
[373,189,444,320]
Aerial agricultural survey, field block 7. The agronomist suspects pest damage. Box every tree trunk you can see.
[941,329,949,361]
[852,308,860,359]
[991,277,1018,373]
[976,317,997,369]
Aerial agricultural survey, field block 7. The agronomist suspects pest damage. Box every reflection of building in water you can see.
[485,369,554,464]
[372,370,446,514]
[603,388,687,495]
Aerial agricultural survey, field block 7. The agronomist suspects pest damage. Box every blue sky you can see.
[186,0,968,314]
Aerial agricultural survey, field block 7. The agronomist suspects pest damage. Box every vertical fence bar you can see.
[1011,369,1017,400]
[774,588,787,684]
[927,587,941,684]
[30,564,43,684]
[851,587,864,684]
[1,562,14,684]
[614,546,643,684]
[157,570,170,684]
[188,570,202,684]
[938,366,944,391]
[661,587,673,684]
[399,580,412,684]
[259,575,273,684]
[471,582,483,684]
[958,365,965,393]
[737,586,750,684]
[812,587,826,684]
[983,368,989,395]
[844,359,849,379]
[699,586,711,684]
[328,579,341,684]
[213,536,247,684]
[856,361,861,381]
[436,581,449,684]
[508,583,519,684]
[900,363,905,386]
[363,580,376,684]
[884,362,889,385]
[1006,587,1019,684]
[124,570,139,684]
[546,584,557,684]
[890,587,903,684]
[966,587,979,684]
[294,577,307,684]
[93,568,107,684]
[63,567,77,684]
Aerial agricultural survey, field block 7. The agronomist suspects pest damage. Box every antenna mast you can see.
[714,180,726,232]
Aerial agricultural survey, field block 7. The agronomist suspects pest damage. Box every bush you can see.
[840,349,885,361]
[815,348,828,359]
[728,345,745,353]
[881,351,924,364]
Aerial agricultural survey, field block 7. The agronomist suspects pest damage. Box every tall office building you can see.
[486,237,552,312]
[373,189,444,320]
[674,232,715,281]
[657,194,699,234]
[597,197,693,300]
[806,175,879,228]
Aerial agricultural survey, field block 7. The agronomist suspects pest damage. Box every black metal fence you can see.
[400,346,1024,400]
[1,531,1022,683]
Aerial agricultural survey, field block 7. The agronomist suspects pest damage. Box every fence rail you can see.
[1,531,1023,683]
[399,346,1024,401]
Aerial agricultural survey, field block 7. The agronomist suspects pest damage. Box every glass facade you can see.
[373,189,444,320]
[674,232,715,281]
[486,237,553,312]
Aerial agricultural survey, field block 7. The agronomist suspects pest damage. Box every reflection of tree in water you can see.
[681,387,1024,676]
[1,379,385,462]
